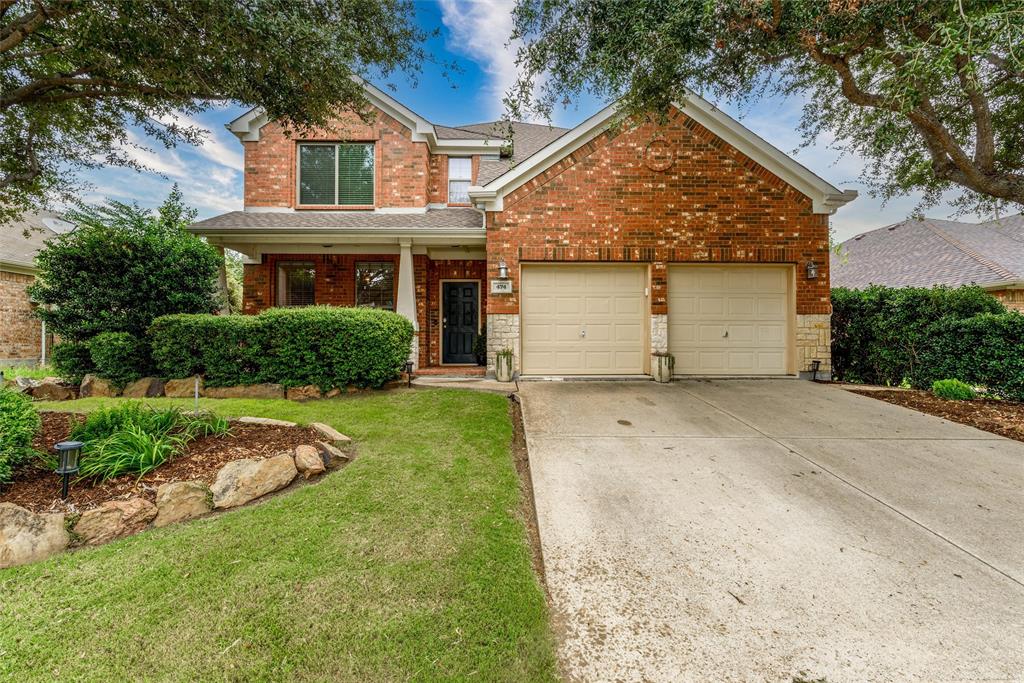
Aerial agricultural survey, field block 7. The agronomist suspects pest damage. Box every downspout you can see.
[40,319,47,366]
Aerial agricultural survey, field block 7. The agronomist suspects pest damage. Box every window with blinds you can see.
[448,157,472,204]
[355,261,395,310]
[277,262,316,307]
[298,143,374,206]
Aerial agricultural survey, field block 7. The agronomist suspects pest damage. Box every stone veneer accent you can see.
[486,314,519,375]
[650,314,668,354]
[796,314,832,379]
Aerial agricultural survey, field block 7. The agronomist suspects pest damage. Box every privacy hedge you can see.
[832,286,1024,401]
[51,340,95,385]
[150,307,414,389]
[89,332,152,389]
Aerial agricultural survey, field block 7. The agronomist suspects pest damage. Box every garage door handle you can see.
[580,329,586,338]
[723,330,729,338]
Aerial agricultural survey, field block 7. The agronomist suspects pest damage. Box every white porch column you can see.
[396,239,419,368]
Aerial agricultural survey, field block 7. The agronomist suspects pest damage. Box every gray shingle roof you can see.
[456,121,571,185]
[831,215,1024,289]
[190,207,483,232]
[434,124,502,141]
[0,211,65,270]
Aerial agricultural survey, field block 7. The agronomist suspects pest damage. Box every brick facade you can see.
[991,288,1024,312]
[0,270,42,364]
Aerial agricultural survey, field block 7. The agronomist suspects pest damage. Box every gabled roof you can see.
[467,94,857,214]
[0,211,70,273]
[831,215,1024,290]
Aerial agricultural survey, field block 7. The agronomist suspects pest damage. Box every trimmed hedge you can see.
[51,340,95,385]
[150,306,414,389]
[89,332,151,389]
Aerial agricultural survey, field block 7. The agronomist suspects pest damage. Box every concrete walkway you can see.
[520,379,1024,683]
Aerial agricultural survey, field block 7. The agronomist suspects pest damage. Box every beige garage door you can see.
[668,265,791,375]
[521,265,646,375]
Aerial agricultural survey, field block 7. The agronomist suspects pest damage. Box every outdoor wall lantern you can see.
[497,258,509,279]
[805,260,819,280]
[54,440,83,500]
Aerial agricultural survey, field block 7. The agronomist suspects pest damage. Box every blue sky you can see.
[76,0,986,243]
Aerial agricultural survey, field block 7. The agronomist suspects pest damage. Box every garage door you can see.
[668,265,791,375]
[521,265,646,375]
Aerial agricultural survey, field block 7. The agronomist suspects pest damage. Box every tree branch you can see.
[955,53,995,170]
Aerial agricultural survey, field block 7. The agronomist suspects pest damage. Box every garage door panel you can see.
[669,266,790,375]
[521,265,646,375]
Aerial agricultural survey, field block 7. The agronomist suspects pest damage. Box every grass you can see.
[0,389,558,682]
[0,364,53,381]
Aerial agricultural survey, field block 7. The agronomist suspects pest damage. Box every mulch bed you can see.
[849,388,1024,443]
[0,412,321,514]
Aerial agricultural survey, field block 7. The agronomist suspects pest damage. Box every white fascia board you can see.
[470,92,857,215]
[0,260,37,276]
[979,279,1024,290]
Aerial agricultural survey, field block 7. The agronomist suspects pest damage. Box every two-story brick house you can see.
[190,83,855,379]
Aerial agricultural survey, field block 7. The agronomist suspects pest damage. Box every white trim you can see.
[468,92,857,215]
[980,279,1024,291]
[0,261,37,276]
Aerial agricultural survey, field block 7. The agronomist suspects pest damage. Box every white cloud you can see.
[120,131,189,178]
[155,111,244,172]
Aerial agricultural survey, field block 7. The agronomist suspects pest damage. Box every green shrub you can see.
[931,379,976,401]
[77,425,178,482]
[51,341,95,384]
[0,387,41,483]
[89,332,151,388]
[831,285,1005,384]
[473,330,487,366]
[150,306,414,389]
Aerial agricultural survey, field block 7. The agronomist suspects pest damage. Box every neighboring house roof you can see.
[0,211,68,274]
[831,214,1024,290]
[190,207,484,233]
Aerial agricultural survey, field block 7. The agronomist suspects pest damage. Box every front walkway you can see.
[520,379,1024,682]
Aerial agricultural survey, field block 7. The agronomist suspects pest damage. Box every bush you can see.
[150,306,414,389]
[931,379,976,401]
[89,332,151,388]
[831,285,1005,385]
[0,387,41,483]
[51,341,95,384]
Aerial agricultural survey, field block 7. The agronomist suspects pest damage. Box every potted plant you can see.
[651,352,674,383]
[495,348,515,382]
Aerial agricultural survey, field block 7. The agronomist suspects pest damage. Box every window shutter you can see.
[338,144,375,205]
[298,146,336,205]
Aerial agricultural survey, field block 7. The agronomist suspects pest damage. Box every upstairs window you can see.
[355,261,395,310]
[298,143,374,206]
[277,261,316,307]
[448,157,472,204]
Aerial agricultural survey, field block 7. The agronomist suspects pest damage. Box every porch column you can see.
[396,239,419,369]
[215,245,230,315]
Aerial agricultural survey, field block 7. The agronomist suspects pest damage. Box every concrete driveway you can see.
[520,380,1024,683]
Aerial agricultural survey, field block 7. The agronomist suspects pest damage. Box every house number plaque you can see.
[490,279,513,294]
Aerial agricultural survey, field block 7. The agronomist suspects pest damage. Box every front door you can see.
[442,281,479,364]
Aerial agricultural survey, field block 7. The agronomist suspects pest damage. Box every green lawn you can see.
[0,364,53,380]
[0,389,558,682]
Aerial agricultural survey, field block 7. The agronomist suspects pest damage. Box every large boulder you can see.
[73,498,157,545]
[293,444,325,478]
[286,384,321,401]
[29,381,76,401]
[205,383,284,400]
[154,481,212,527]
[316,441,349,467]
[0,503,68,568]
[309,422,352,447]
[211,453,297,509]
[164,376,203,398]
[121,377,165,399]
[80,374,119,398]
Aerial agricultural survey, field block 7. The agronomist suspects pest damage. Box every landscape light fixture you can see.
[53,440,83,500]
[405,360,414,387]
[805,260,819,280]
[497,258,509,279]
[809,359,822,381]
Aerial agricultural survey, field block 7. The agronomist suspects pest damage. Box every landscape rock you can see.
[164,376,203,398]
[286,384,321,401]
[80,374,119,398]
[324,388,342,399]
[316,441,350,467]
[293,444,326,478]
[154,481,212,527]
[14,376,40,389]
[0,503,68,569]
[29,381,76,401]
[236,416,297,427]
[211,453,297,509]
[309,422,352,446]
[205,383,284,400]
[73,498,157,545]
[121,377,165,399]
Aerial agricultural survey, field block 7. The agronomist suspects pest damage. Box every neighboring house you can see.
[190,83,856,379]
[832,215,1024,312]
[0,211,72,365]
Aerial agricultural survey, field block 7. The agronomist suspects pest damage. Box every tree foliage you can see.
[29,186,222,341]
[0,0,429,222]
[509,0,1024,213]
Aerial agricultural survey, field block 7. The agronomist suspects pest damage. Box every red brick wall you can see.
[0,270,41,362]
[484,107,832,316]
[244,255,487,367]
[243,106,430,209]
[991,288,1024,312]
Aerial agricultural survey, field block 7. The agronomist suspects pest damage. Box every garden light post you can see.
[54,440,83,500]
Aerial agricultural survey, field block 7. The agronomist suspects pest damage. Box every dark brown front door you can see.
[442,282,479,364]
